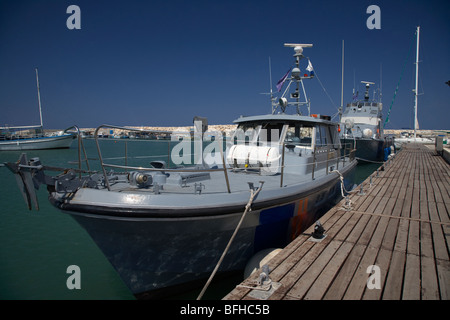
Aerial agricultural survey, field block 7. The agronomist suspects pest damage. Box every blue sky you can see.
[0,0,449,129]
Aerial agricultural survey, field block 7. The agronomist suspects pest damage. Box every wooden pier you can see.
[224,143,449,300]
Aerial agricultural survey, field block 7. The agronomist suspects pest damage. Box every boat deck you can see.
[223,143,449,300]
[110,153,356,196]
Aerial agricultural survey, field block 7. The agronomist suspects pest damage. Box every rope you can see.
[313,68,339,112]
[355,157,385,164]
[330,169,353,210]
[196,181,264,300]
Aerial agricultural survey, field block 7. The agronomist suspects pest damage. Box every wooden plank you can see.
[285,240,343,299]
[407,220,420,257]
[436,259,450,300]
[421,255,440,299]
[342,246,379,300]
[322,244,366,299]
[420,221,435,259]
[428,203,449,261]
[302,242,354,300]
[268,237,334,300]
[394,219,409,253]
[403,255,421,299]
[382,250,406,300]
[362,248,392,300]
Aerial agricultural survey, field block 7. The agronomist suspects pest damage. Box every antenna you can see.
[284,43,313,60]
[284,43,313,48]
[260,57,278,113]
[379,63,383,103]
[269,56,273,95]
[361,81,375,101]
[272,43,314,115]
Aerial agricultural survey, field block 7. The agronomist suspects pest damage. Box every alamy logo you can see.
[66,265,81,290]
[66,5,81,30]
[366,5,381,30]
[366,265,381,290]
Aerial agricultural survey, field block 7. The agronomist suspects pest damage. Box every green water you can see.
[0,139,380,300]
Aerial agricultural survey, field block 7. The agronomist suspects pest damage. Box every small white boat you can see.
[0,68,76,151]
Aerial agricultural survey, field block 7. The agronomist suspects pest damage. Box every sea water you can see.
[0,139,380,299]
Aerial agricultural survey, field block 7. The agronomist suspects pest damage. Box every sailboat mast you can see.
[340,40,344,121]
[414,26,420,139]
[35,68,43,129]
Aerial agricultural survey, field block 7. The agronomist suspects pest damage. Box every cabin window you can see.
[315,125,332,147]
[320,126,328,145]
[286,124,313,146]
[233,124,260,145]
[260,123,282,143]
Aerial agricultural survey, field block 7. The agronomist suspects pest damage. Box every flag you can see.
[306,60,314,72]
[276,68,291,92]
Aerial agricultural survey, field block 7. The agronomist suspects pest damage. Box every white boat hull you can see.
[0,134,75,151]
[394,137,434,149]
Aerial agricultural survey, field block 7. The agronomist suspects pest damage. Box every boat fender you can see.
[244,248,282,279]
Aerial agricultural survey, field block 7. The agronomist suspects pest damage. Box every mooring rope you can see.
[196,181,265,300]
[330,169,353,210]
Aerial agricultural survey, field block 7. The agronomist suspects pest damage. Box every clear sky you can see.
[0,0,449,129]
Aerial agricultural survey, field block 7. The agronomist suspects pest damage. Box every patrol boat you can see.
[340,81,393,162]
[5,43,357,299]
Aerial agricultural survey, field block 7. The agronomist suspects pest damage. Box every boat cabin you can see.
[226,114,343,177]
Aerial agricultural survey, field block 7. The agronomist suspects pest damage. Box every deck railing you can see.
[93,124,231,192]
[67,125,356,193]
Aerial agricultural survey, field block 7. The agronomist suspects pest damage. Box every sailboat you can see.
[0,68,76,151]
[394,26,434,148]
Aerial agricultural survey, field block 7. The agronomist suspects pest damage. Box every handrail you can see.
[94,124,231,192]
[276,140,354,185]
[102,163,229,173]
[64,125,91,178]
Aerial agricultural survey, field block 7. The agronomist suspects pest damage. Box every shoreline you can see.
[44,126,448,138]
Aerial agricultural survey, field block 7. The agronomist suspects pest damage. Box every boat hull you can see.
[56,163,356,298]
[341,137,393,163]
[394,137,434,149]
[0,134,75,151]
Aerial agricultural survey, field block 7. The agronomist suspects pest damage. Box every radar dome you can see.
[291,67,301,79]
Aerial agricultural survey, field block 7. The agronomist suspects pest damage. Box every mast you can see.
[340,40,344,121]
[413,26,420,139]
[279,43,313,115]
[35,68,43,129]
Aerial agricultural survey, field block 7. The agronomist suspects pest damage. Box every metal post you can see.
[125,140,128,171]
[94,125,111,191]
[312,145,316,180]
[167,139,171,169]
[280,143,285,187]
[219,136,231,193]
[343,143,347,166]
